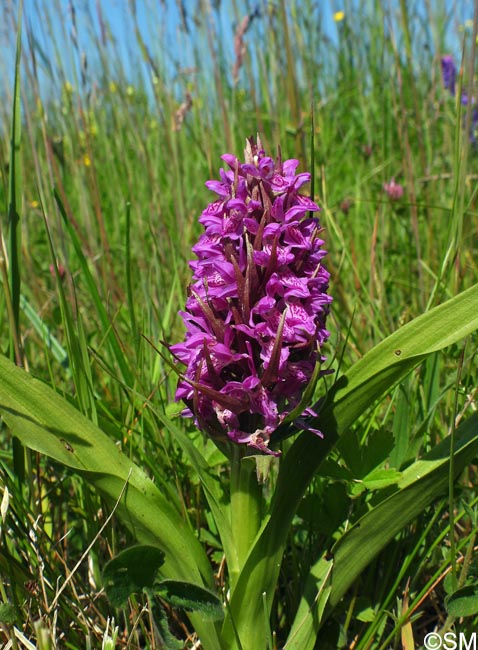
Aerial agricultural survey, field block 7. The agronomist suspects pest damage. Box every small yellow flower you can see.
[334,10,345,21]
[109,81,117,93]
[83,154,91,167]
[29,200,39,209]
[64,81,73,94]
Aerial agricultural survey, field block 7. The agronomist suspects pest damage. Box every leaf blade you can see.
[103,545,165,608]
[223,283,478,649]
[0,355,209,579]
[285,412,478,648]
[0,354,224,649]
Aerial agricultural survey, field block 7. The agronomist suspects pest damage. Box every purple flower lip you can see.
[170,135,332,455]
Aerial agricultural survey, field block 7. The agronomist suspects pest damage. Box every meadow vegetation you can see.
[0,0,478,648]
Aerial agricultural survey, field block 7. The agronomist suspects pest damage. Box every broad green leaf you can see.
[282,559,333,650]
[149,597,183,650]
[0,355,223,650]
[356,604,375,623]
[103,545,165,608]
[0,354,204,579]
[156,580,224,621]
[285,412,478,649]
[390,377,412,468]
[223,283,478,650]
[446,585,478,618]
[360,467,402,490]
[155,412,238,581]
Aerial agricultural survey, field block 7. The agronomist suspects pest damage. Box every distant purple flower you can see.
[441,55,456,96]
[441,54,478,144]
[461,93,478,145]
[49,262,66,281]
[383,178,404,201]
[170,136,332,455]
[471,108,478,145]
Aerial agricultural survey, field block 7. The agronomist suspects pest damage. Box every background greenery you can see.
[0,0,477,648]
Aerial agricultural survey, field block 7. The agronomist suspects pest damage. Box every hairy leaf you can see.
[103,545,165,608]
[156,580,224,621]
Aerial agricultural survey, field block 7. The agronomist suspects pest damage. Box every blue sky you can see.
[16,0,346,94]
[5,0,477,103]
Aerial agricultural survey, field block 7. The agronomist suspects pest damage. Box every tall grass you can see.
[0,0,477,648]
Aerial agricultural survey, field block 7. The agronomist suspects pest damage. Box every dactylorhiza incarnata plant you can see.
[170,136,332,456]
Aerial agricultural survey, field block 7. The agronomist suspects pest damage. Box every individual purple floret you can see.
[170,136,332,455]
[441,55,456,96]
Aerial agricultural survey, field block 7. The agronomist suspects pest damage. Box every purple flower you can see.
[441,55,456,96]
[170,136,332,455]
[383,178,404,201]
[471,108,478,145]
[441,55,478,145]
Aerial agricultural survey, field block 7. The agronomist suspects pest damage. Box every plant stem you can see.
[229,448,263,589]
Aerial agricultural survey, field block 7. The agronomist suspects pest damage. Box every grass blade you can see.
[7,0,23,364]
[53,189,133,387]
[286,412,478,648]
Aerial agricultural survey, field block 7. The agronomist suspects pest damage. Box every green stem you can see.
[229,448,263,589]
[449,344,466,590]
